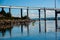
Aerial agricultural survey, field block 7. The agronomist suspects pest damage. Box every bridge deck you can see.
[0,6,60,10]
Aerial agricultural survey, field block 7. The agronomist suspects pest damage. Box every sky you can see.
[0,0,60,18]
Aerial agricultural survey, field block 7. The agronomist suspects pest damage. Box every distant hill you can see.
[31,17,60,20]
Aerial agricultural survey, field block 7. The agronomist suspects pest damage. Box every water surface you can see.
[0,20,60,40]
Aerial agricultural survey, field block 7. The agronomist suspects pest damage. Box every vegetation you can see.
[6,12,11,18]
[21,16,30,19]
[0,8,30,20]
[0,9,6,17]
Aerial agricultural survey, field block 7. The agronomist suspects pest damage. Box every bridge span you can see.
[0,6,60,32]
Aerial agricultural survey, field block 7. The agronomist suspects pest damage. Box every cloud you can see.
[46,10,55,17]
[29,13,38,18]
[23,10,26,13]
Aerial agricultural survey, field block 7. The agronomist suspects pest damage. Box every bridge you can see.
[0,6,60,32]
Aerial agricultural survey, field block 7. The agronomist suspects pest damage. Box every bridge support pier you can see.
[55,10,57,32]
[27,7,29,17]
[9,8,11,14]
[38,9,41,32]
[44,8,46,32]
[2,7,4,11]
[21,8,23,18]
[38,9,40,21]
[9,8,11,19]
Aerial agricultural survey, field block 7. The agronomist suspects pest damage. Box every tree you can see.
[0,8,6,17]
[22,15,30,19]
[6,12,12,18]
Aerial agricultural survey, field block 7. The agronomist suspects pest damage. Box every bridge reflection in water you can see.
[0,21,31,37]
[0,20,60,40]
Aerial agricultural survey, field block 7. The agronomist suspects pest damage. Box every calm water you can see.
[0,20,60,40]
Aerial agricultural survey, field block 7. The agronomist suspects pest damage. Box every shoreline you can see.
[0,19,35,25]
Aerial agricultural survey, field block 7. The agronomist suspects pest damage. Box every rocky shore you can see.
[0,19,34,25]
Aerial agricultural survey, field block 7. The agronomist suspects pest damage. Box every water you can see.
[0,20,60,40]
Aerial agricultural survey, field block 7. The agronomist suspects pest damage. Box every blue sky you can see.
[0,0,60,18]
